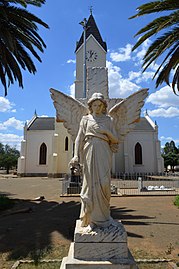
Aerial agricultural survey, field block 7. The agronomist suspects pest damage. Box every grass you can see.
[0,195,14,211]
[7,246,68,269]
[19,262,61,269]
[137,262,170,269]
[174,195,179,208]
[18,261,170,269]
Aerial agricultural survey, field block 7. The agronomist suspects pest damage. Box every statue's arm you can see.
[74,126,84,159]
[70,123,85,165]
[99,118,118,144]
[100,129,118,144]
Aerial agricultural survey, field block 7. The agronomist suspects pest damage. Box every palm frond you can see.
[3,0,46,7]
[132,28,156,51]
[0,0,48,95]
[130,0,179,94]
[143,28,179,68]
[134,12,179,36]
[172,66,179,93]
[0,64,8,96]
[129,0,179,19]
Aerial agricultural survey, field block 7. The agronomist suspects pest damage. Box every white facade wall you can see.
[24,130,54,174]
[75,36,106,98]
[48,122,73,175]
[125,131,157,173]
[113,125,164,174]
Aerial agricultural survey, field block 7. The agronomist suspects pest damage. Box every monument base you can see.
[60,220,138,269]
[67,182,81,194]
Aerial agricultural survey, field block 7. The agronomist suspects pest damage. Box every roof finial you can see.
[89,5,93,15]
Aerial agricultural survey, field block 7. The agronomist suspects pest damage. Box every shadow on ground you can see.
[111,206,156,238]
[0,194,156,262]
[0,197,80,261]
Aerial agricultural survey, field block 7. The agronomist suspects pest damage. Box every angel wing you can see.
[50,88,88,141]
[109,88,149,141]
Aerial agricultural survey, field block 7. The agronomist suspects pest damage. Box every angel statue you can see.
[50,88,148,231]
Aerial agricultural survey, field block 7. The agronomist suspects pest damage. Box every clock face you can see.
[86,50,98,62]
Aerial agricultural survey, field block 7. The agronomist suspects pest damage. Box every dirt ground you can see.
[0,177,179,268]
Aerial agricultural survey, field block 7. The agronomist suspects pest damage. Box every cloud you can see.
[147,85,179,108]
[0,117,24,130]
[67,59,76,64]
[134,38,151,61]
[147,107,179,118]
[0,97,15,112]
[131,38,159,72]
[128,70,155,83]
[0,133,23,150]
[110,44,133,62]
[40,115,48,117]
[160,136,179,146]
[70,83,75,97]
[107,61,140,98]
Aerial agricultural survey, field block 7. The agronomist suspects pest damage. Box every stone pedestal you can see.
[67,182,81,194]
[60,220,138,268]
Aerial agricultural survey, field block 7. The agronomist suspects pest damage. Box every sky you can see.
[0,0,179,151]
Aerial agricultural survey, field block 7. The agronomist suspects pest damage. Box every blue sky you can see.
[0,0,179,150]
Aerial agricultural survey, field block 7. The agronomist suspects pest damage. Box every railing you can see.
[61,172,179,196]
[61,174,82,196]
[111,172,179,196]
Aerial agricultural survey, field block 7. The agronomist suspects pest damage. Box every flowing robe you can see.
[78,114,118,227]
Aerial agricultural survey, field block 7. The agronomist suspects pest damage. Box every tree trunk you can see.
[6,166,9,174]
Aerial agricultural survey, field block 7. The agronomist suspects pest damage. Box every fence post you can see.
[138,177,143,191]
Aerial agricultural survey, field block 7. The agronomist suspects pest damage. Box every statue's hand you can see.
[98,129,119,144]
[69,156,79,167]
[98,128,108,135]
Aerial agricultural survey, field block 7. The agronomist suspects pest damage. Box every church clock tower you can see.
[75,13,107,98]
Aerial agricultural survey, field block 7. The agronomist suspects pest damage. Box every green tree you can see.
[162,140,179,171]
[0,0,49,96]
[0,143,20,174]
[129,0,179,95]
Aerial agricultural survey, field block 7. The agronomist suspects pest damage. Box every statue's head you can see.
[87,93,107,114]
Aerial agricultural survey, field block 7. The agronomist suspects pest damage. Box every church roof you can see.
[133,117,155,131]
[75,14,107,52]
[27,117,55,131]
[26,116,154,132]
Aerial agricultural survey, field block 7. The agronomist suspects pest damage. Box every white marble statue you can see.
[50,88,148,231]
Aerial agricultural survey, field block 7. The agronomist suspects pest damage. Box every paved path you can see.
[0,175,179,264]
[0,176,62,201]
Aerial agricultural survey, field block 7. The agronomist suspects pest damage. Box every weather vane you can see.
[89,5,93,14]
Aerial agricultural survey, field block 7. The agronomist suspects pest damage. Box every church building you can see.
[17,13,164,177]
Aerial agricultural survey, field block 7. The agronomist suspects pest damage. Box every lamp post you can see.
[79,18,87,98]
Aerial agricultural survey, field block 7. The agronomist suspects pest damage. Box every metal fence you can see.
[61,172,179,196]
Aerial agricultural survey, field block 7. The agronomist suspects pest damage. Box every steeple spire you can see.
[89,5,93,15]
[75,13,107,52]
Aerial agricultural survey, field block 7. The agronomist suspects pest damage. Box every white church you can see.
[17,13,164,177]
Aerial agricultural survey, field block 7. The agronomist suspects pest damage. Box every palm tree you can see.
[129,0,179,95]
[0,0,49,96]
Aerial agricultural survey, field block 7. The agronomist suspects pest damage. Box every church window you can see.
[39,143,47,165]
[135,142,142,164]
[65,137,69,151]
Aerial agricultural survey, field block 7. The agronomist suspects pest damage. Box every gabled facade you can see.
[114,113,164,174]
[17,115,73,176]
[18,13,164,176]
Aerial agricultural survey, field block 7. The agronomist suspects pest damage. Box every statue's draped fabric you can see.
[79,114,117,227]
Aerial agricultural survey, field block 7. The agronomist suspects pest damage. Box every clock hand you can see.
[90,51,94,58]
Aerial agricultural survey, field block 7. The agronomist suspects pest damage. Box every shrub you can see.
[0,195,14,211]
[174,195,179,208]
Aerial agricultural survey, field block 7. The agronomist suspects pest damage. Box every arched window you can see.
[65,137,68,151]
[135,142,142,164]
[39,143,47,165]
